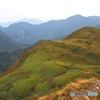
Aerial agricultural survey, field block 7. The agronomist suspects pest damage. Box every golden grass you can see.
[38,78,100,100]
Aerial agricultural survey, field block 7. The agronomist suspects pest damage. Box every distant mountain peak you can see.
[0,18,43,27]
[17,18,43,25]
[66,14,85,20]
[2,15,100,44]
[0,26,100,99]
[0,29,28,52]
[73,14,84,17]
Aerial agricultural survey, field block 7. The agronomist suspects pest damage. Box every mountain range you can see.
[1,14,100,44]
[17,18,43,25]
[0,18,43,27]
[0,29,28,52]
[0,26,100,100]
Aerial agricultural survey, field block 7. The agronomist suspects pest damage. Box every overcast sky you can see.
[0,0,100,22]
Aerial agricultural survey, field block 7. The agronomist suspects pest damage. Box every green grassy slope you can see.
[0,26,100,100]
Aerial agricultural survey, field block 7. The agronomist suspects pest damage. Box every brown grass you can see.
[38,78,100,100]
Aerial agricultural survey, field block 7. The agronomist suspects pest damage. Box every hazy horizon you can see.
[0,0,100,22]
[0,14,100,24]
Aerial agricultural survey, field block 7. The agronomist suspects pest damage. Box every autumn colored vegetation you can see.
[0,26,100,100]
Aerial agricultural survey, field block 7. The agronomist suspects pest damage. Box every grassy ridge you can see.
[0,26,100,100]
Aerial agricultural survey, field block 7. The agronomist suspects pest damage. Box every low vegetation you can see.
[38,78,100,100]
[0,26,100,100]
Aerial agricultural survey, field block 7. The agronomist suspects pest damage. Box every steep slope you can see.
[0,44,35,74]
[0,29,28,52]
[0,48,27,74]
[64,26,100,48]
[2,15,100,44]
[38,78,100,100]
[0,25,3,30]
[0,27,100,100]
[3,22,36,44]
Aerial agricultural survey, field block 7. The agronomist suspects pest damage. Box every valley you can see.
[1,15,100,44]
[0,0,100,99]
[0,26,100,100]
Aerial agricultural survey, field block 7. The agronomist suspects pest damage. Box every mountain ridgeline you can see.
[1,15,100,44]
[17,18,43,25]
[0,29,29,52]
[0,27,100,100]
[0,29,30,74]
[0,18,43,27]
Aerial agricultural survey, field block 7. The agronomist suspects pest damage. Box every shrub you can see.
[47,78,54,83]
[5,83,13,91]
[31,86,35,92]
[50,83,56,89]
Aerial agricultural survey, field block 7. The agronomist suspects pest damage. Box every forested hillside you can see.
[0,27,100,100]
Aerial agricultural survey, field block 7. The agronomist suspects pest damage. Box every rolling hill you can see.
[0,26,100,100]
[2,15,100,44]
[0,29,29,52]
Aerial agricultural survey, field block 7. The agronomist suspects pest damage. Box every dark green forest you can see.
[0,48,29,74]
